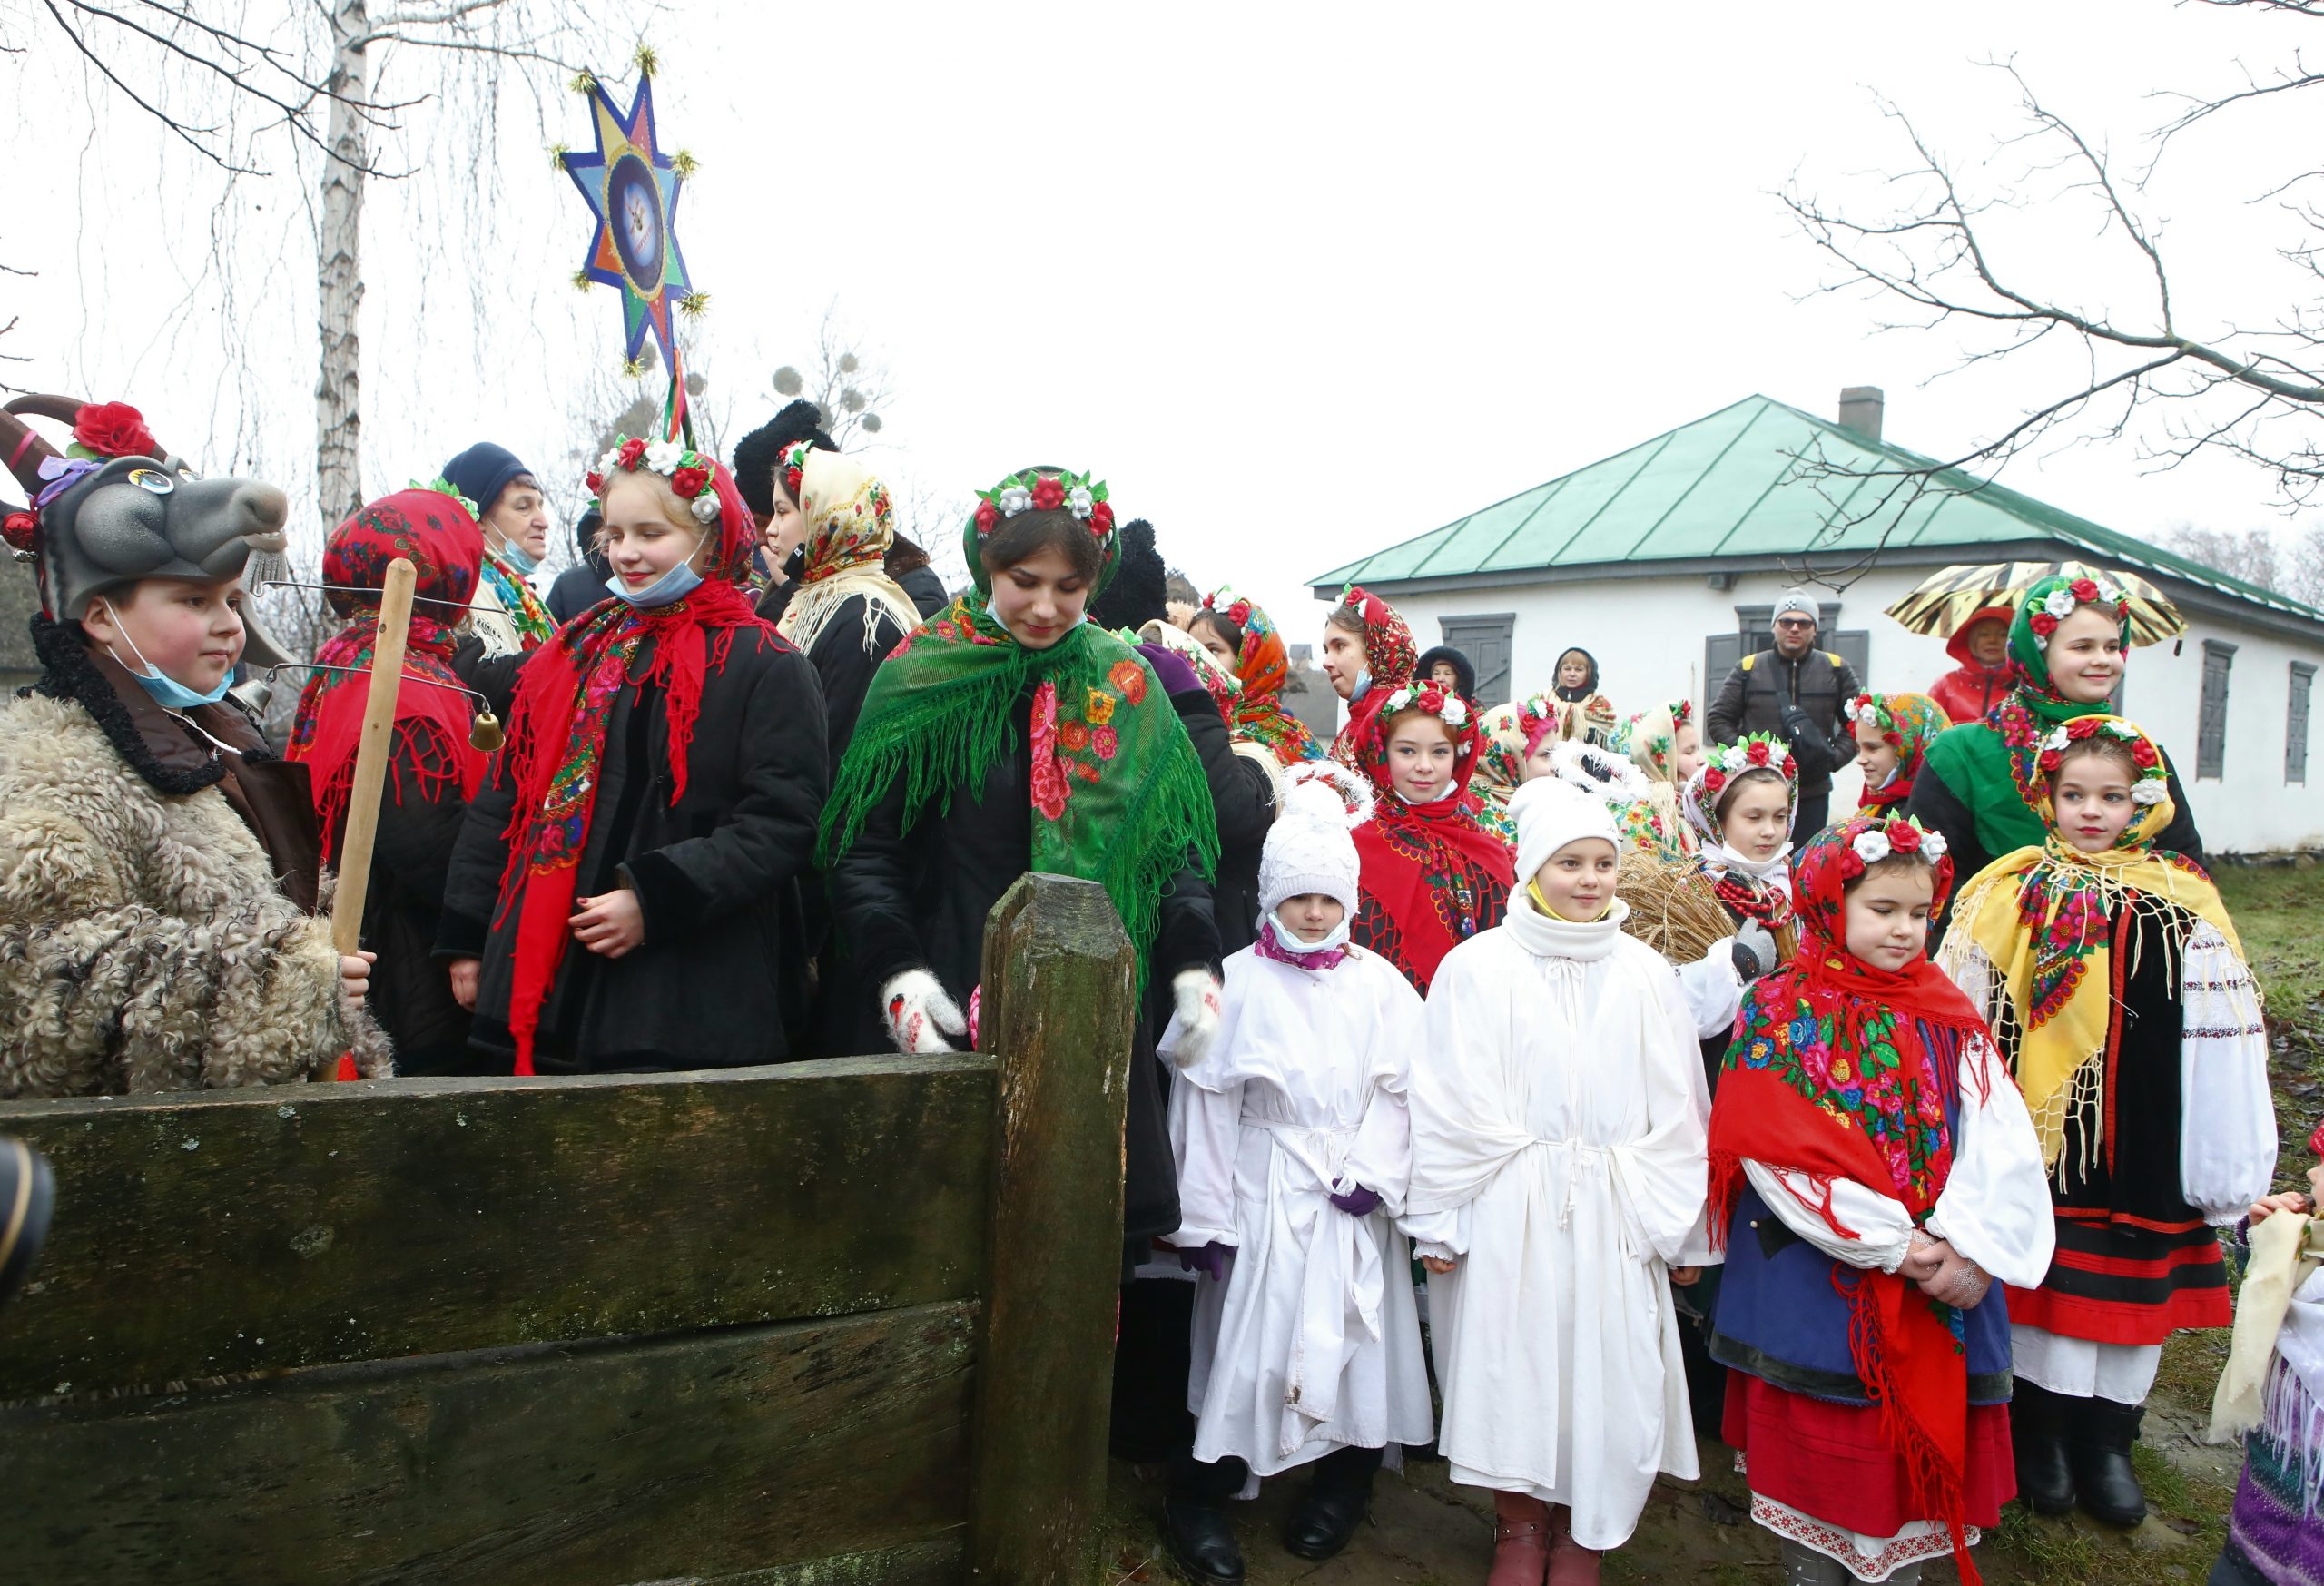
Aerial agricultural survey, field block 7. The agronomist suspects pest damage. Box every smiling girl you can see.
[438,435,828,1076]
[1406,777,1715,1584]
[1914,574,2203,920]
[1940,718,2274,1529]
[1708,813,2053,1586]
[1345,681,1514,994]
[822,466,1222,1261]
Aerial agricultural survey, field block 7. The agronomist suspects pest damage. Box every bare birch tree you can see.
[1775,0,2324,593]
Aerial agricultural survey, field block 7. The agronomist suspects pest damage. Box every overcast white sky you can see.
[7,0,2321,646]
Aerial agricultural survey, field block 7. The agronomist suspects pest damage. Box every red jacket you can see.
[1928,606,2014,726]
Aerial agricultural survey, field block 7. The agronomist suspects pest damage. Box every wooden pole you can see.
[321,556,416,1075]
[967,872,1135,1585]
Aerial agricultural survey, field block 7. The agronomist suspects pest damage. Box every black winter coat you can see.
[438,626,828,1072]
[342,761,475,1073]
[1706,645,1862,795]
[827,684,1221,1242]
[1173,688,1275,959]
[895,564,949,619]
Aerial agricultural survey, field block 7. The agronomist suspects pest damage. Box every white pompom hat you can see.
[1510,775,1621,885]
[1259,763,1371,918]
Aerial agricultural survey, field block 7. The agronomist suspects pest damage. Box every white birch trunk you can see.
[315,0,369,537]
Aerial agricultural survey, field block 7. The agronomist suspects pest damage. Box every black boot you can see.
[2010,1381,2075,1516]
[1161,1498,1245,1584]
[1283,1445,1378,1561]
[2064,1394,2147,1527]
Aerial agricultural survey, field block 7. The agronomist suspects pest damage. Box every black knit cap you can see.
[1087,517,1167,632]
[731,399,838,517]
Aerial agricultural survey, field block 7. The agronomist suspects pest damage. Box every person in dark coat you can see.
[887,533,950,617]
[1414,643,1476,699]
[822,468,1223,1270]
[1092,518,1275,960]
[1706,588,1859,836]
[290,485,495,1073]
[437,439,827,1074]
[545,505,608,625]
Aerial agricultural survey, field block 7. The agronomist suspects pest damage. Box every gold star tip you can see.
[568,68,597,94]
[623,357,648,379]
[672,149,698,180]
[678,291,711,319]
[548,143,569,171]
[571,269,594,291]
[634,44,659,77]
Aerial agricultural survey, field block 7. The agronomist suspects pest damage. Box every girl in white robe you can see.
[1157,767,1435,1585]
[1406,777,1717,1585]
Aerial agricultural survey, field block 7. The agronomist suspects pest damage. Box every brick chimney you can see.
[1838,386,1886,443]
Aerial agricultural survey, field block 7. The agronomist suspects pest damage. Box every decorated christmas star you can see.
[563,64,694,379]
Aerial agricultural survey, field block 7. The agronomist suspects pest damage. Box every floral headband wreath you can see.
[1379,677,1476,756]
[1811,813,1955,923]
[587,434,723,526]
[970,468,1115,540]
[2034,714,2172,841]
[1844,692,1905,746]
[2024,574,2129,652]
[1698,731,1799,804]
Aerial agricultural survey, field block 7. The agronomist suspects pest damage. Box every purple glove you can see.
[1177,1241,1233,1282]
[1329,1184,1383,1218]
[1136,642,1203,699]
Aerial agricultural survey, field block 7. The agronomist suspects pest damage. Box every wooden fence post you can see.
[967,872,1137,1586]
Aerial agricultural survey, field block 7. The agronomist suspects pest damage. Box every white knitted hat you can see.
[1511,775,1620,886]
[1259,767,1367,918]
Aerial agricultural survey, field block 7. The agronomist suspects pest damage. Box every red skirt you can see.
[2005,1208,2231,1345]
[1723,1373,2016,1536]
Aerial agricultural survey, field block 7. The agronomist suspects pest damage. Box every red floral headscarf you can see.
[289,486,487,859]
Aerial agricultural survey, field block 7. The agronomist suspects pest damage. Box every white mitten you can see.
[1168,969,1225,1069]
[881,969,967,1055]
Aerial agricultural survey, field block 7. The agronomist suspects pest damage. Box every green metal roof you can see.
[1311,393,2323,623]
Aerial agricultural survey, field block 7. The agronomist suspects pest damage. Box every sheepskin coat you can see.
[0,626,381,1098]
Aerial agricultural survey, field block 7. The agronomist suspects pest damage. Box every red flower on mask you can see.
[72,401,159,460]
[2,510,35,552]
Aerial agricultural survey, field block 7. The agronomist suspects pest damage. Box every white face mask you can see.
[1267,905,1351,955]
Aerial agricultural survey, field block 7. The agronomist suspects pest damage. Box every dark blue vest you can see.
[1709,1021,2014,1406]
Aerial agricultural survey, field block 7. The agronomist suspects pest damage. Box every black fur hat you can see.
[1088,517,1167,633]
[1415,645,1478,700]
[732,399,839,517]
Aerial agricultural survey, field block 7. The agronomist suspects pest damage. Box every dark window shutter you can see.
[1439,614,1515,708]
[1706,632,1745,691]
[2290,663,2315,785]
[2198,640,2237,781]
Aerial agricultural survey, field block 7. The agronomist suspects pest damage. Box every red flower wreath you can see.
[2069,576,2101,603]
[671,465,709,499]
[1031,476,1066,512]
[1886,819,1923,853]
[617,438,647,468]
[1704,766,1729,796]
[2131,737,2160,769]
[2029,610,2061,639]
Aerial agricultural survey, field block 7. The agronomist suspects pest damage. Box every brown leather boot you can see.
[1489,1492,1551,1586]
[1543,1504,1602,1586]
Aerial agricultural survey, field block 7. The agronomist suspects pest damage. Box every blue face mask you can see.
[606,561,704,609]
[101,598,234,710]
[497,539,542,576]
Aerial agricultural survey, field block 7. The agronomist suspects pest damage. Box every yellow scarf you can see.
[777,448,921,656]
[1945,715,2240,1167]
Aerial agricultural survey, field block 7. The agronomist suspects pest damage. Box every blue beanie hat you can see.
[441,442,531,520]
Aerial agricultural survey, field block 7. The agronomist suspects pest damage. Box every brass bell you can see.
[469,710,504,753]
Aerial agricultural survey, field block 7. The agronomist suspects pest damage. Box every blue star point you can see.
[564,72,692,374]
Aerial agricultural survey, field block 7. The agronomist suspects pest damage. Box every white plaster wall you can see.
[1383,566,2323,854]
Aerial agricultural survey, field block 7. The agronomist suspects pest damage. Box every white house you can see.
[1313,390,2324,855]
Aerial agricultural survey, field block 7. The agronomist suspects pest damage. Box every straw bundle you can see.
[1617,846,1798,965]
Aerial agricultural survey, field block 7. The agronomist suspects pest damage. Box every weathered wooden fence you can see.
[0,872,1134,1586]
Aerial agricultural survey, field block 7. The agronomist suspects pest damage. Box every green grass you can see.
[2219,863,2324,1020]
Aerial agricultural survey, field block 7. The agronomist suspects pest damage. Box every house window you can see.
[2197,639,2237,781]
[2291,663,2315,785]
[1439,614,1515,707]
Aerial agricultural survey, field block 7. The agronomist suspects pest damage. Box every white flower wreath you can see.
[2131,779,2169,806]
[2043,587,2079,619]
[1852,829,1893,864]
[1921,829,1949,861]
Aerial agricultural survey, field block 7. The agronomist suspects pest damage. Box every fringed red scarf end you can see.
[1839,1268,1979,1586]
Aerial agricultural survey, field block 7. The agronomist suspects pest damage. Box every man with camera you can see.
[1706,590,1860,837]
